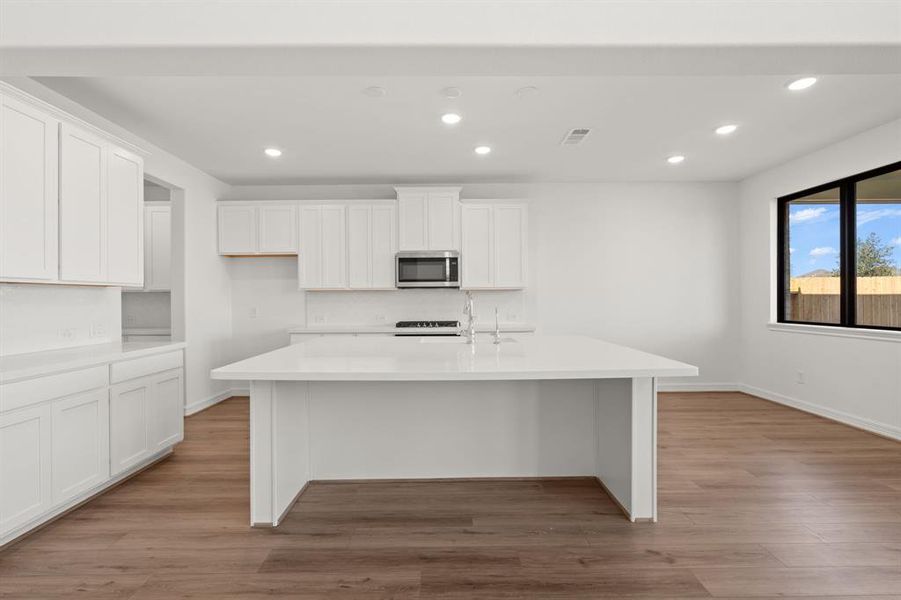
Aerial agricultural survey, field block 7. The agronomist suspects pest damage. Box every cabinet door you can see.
[60,124,107,282]
[0,405,52,536]
[0,94,59,281]
[258,203,297,254]
[145,205,171,291]
[321,205,347,288]
[370,204,397,288]
[493,205,526,288]
[51,389,109,504]
[109,377,151,476]
[427,192,458,250]
[107,147,144,285]
[461,204,493,288]
[298,205,322,288]
[398,192,427,250]
[218,204,257,254]
[149,369,183,451]
[347,205,371,288]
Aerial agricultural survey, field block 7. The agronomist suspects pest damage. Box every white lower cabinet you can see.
[149,369,184,451]
[0,405,52,536]
[110,368,183,476]
[51,389,109,504]
[110,377,151,476]
[0,349,184,545]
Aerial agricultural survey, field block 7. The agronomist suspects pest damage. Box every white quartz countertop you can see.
[287,323,536,335]
[0,341,186,383]
[212,334,697,382]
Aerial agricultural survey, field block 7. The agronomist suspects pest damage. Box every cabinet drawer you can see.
[0,366,108,414]
[111,350,183,384]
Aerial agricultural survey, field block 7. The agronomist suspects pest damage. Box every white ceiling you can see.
[36,74,901,185]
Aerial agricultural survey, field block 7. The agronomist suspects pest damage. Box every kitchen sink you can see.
[419,336,518,344]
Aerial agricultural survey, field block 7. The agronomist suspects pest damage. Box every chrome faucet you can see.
[463,291,476,343]
[493,307,501,344]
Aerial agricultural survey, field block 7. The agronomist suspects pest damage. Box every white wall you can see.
[3,78,235,413]
[529,182,740,388]
[738,119,901,439]
[225,181,740,388]
[0,284,121,356]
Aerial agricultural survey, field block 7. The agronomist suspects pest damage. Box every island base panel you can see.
[248,378,657,525]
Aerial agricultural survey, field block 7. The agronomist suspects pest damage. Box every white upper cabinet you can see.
[370,204,397,288]
[143,204,171,291]
[1,85,145,287]
[59,124,108,283]
[59,123,144,286]
[218,204,256,254]
[396,187,460,251]
[298,204,347,290]
[461,202,527,290]
[0,93,59,281]
[106,147,144,286]
[258,203,298,253]
[461,204,493,289]
[217,201,298,255]
[348,202,397,289]
[493,205,527,288]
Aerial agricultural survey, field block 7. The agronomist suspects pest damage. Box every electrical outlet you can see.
[375,314,387,323]
[125,315,137,325]
[249,306,259,318]
[313,315,327,324]
[58,328,75,340]
[90,323,105,338]
[506,313,519,322]
[796,371,805,384]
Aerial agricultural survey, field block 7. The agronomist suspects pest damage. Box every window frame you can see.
[777,160,901,333]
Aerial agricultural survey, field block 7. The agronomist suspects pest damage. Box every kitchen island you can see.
[211,334,697,526]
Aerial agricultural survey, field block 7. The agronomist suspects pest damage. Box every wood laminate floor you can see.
[1,392,900,599]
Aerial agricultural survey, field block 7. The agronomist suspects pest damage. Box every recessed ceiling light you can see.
[667,155,685,164]
[715,124,738,135]
[362,86,386,97]
[441,87,462,98]
[474,146,492,155]
[264,148,282,158]
[441,113,462,125]
[787,77,817,91]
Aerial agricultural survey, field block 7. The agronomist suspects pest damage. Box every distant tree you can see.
[832,232,896,276]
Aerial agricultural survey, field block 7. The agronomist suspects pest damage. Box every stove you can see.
[395,320,461,336]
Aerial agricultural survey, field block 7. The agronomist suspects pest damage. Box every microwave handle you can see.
[445,258,450,281]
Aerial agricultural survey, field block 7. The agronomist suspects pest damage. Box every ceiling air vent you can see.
[561,128,591,145]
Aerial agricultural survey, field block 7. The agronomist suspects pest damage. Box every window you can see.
[778,161,901,332]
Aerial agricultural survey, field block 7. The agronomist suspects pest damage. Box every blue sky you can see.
[788,202,901,276]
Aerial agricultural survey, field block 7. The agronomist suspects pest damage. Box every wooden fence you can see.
[788,276,901,327]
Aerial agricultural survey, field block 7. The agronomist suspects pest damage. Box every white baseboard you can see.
[185,387,249,416]
[739,383,901,442]
[657,382,740,392]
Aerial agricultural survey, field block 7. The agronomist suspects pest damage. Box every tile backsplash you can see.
[0,284,122,356]
[305,288,526,326]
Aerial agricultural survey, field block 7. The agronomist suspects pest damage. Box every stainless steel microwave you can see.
[395,251,460,288]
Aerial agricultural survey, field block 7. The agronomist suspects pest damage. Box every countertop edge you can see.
[211,367,699,382]
[287,324,537,334]
[0,341,187,384]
